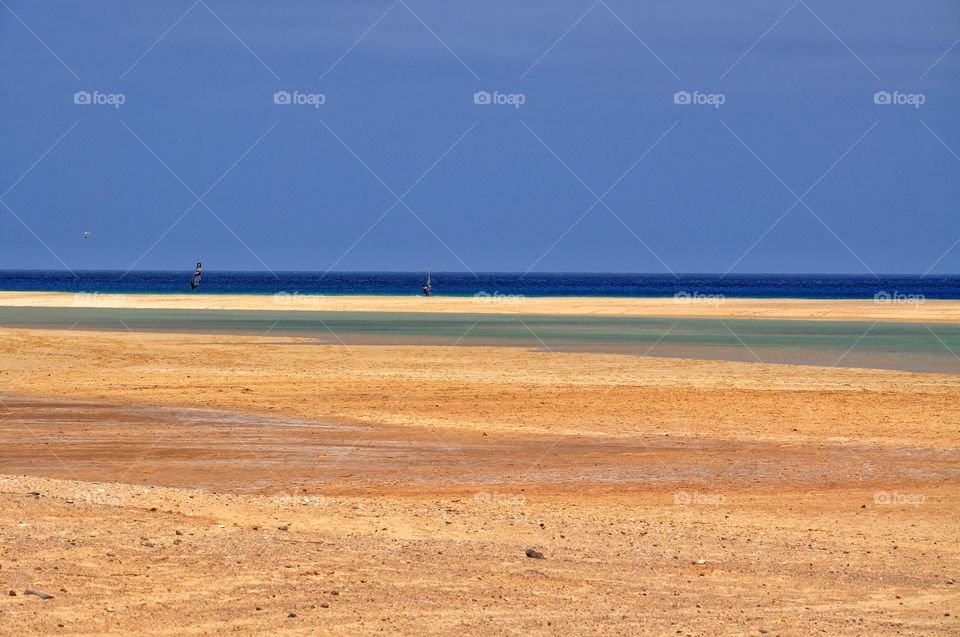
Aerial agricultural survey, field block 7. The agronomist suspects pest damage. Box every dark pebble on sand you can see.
[288,613,297,618]
[525,548,545,559]
[8,591,16,596]
[278,525,289,531]
[24,589,54,600]
[320,603,330,608]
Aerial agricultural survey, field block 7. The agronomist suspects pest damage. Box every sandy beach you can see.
[3,291,960,322]
[2,297,959,635]
[4,0,959,631]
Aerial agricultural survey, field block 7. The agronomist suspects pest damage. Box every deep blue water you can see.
[0,271,958,299]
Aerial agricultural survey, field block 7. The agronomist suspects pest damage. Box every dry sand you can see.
[1,318,959,635]
[3,291,960,322]
[3,474,958,636]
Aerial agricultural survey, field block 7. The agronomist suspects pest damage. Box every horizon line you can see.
[0,269,957,277]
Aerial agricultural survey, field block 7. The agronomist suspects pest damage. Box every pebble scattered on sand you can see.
[24,589,54,600]
[525,548,544,559]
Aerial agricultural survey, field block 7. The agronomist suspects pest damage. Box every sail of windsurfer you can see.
[191,261,202,291]
[422,263,431,296]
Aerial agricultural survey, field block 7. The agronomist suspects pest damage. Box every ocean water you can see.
[0,270,958,299]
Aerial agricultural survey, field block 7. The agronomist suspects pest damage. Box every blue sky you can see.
[1,0,958,274]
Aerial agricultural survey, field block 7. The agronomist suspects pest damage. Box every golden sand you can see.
[2,316,959,635]
[2,327,959,447]
[3,291,960,322]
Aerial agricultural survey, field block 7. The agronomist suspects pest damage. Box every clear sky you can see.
[1,0,958,274]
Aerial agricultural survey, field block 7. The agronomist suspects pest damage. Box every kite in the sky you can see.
[82,231,91,239]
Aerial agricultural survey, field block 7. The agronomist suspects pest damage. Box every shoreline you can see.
[2,291,960,322]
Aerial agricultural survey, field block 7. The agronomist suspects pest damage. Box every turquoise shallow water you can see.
[2,306,959,374]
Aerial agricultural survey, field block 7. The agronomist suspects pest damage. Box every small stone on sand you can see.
[24,589,54,600]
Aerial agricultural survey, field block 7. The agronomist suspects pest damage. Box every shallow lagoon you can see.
[1,306,958,374]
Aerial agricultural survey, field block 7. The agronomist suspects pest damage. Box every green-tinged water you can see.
[2,306,959,374]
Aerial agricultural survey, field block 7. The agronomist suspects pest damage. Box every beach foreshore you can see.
[2,321,959,635]
[2,291,960,322]
[3,327,960,447]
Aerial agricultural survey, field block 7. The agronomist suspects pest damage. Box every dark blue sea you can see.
[0,271,958,299]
